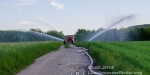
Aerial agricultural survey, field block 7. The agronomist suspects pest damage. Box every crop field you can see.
[0,41,62,75]
[76,41,150,75]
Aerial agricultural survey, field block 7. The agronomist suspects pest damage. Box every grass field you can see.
[76,41,150,75]
[0,41,62,75]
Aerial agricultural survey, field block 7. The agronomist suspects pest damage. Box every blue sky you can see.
[0,0,150,35]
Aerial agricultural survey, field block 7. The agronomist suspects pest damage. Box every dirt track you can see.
[17,45,91,75]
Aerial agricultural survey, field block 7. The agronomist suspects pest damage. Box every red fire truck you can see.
[64,36,74,44]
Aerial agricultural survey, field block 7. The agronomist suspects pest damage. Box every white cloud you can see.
[19,21,31,24]
[17,0,37,6]
[50,0,64,9]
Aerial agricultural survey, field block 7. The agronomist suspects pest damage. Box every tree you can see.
[145,28,150,40]
[74,28,129,42]
[30,28,42,33]
[74,29,92,41]
[46,30,65,39]
[0,30,59,42]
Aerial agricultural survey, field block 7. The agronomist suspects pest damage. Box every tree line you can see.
[30,28,65,39]
[0,24,150,42]
[74,24,150,42]
[0,28,65,42]
[128,27,150,41]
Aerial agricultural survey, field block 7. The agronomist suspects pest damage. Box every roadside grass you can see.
[0,41,62,75]
[64,44,70,48]
[75,41,149,75]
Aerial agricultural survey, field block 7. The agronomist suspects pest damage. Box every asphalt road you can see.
[17,45,91,75]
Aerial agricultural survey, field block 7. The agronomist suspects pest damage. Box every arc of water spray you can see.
[29,31,64,41]
[88,14,135,42]
[36,20,66,39]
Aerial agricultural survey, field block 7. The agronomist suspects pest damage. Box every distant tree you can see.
[128,28,138,41]
[128,27,150,41]
[136,27,150,40]
[74,28,129,42]
[0,30,3,32]
[75,24,150,42]
[145,28,150,40]
[46,30,65,39]
[30,28,42,33]
[74,29,92,41]
[0,30,62,42]
[136,28,147,40]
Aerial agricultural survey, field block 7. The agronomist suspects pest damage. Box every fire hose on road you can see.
[74,45,102,75]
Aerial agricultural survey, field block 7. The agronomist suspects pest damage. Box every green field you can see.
[76,41,150,75]
[0,41,62,75]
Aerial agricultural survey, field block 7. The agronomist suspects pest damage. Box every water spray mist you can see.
[36,20,66,39]
[88,14,135,42]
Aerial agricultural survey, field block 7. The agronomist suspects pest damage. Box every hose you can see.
[75,46,102,75]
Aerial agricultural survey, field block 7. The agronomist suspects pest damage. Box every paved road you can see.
[17,45,91,75]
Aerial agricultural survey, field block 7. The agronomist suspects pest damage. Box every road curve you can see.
[17,45,91,75]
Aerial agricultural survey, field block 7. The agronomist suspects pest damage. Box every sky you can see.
[0,0,150,35]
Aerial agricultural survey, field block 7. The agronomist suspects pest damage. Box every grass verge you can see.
[0,41,62,75]
[64,44,70,48]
